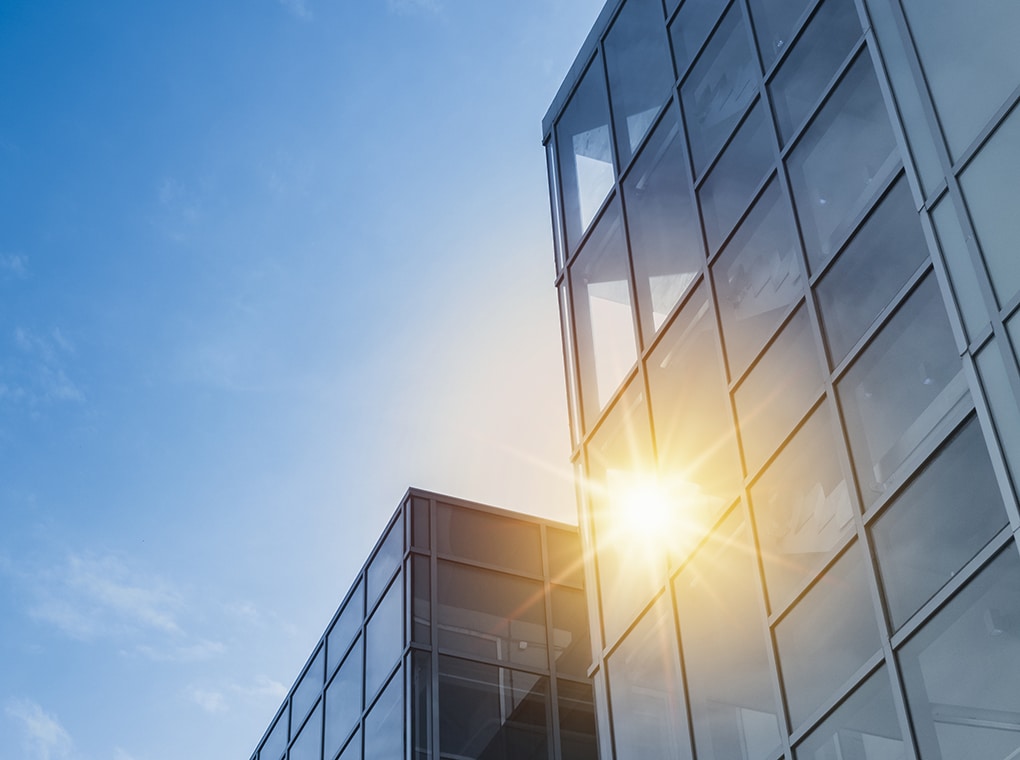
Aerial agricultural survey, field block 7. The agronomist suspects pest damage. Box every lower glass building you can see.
[543,0,1020,758]
[249,489,596,760]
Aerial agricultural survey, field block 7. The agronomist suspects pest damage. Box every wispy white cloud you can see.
[230,674,288,701]
[4,326,84,405]
[0,252,28,278]
[4,699,75,760]
[152,177,202,242]
[113,749,139,760]
[277,0,312,20]
[187,687,229,714]
[386,0,441,14]
[131,638,226,663]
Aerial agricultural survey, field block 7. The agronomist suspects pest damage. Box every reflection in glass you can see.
[410,496,429,549]
[291,645,324,727]
[260,707,288,760]
[750,402,852,613]
[607,596,690,759]
[338,729,360,760]
[436,502,542,576]
[438,656,550,760]
[328,579,363,676]
[838,275,969,509]
[872,417,1006,630]
[325,638,363,760]
[410,651,431,760]
[747,0,812,69]
[410,554,430,644]
[669,0,725,75]
[559,680,598,760]
[682,4,759,176]
[977,338,1020,494]
[436,561,548,670]
[899,549,1020,760]
[794,668,905,760]
[550,585,591,678]
[547,528,584,588]
[569,200,638,426]
[604,0,673,165]
[368,521,402,607]
[734,308,824,475]
[815,175,929,366]
[556,54,615,251]
[712,179,802,377]
[698,104,774,254]
[787,53,898,271]
[289,702,322,760]
[365,577,402,701]
[623,109,703,336]
[775,544,881,729]
[674,511,781,760]
[932,197,989,339]
[364,672,402,760]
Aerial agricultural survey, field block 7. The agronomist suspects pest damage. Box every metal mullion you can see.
[431,649,551,683]
[692,92,762,191]
[599,585,670,663]
[767,528,858,628]
[756,0,827,81]
[541,524,562,760]
[667,550,702,760]
[727,294,808,394]
[432,554,547,585]
[673,0,739,90]
[560,185,618,275]
[428,497,440,760]
[556,281,582,460]
[616,96,675,185]
[947,85,1020,178]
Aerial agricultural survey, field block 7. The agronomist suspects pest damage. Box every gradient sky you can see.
[0,1,603,757]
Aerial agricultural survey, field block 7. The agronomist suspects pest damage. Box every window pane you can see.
[747,0,812,69]
[368,521,402,607]
[607,596,691,759]
[815,175,929,366]
[674,511,781,760]
[436,502,543,576]
[365,576,402,701]
[569,200,638,426]
[838,275,969,509]
[328,579,363,677]
[872,416,1007,630]
[682,4,759,176]
[557,54,615,251]
[558,680,598,760]
[775,544,881,729]
[976,338,1020,494]
[291,645,324,728]
[325,638,363,760]
[698,103,774,254]
[436,561,548,670]
[338,730,360,760]
[604,0,673,165]
[749,402,853,613]
[712,179,803,378]
[932,196,989,339]
[364,672,402,760]
[550,585,591,679]
[899,548,1020,760]
[787,52,898,271]
[260,707,289,760]
[547,527,584,588]
[623,109,703,337]
[289,702,322,760]
[669,0,724,75]
[734,307,824,475]
[410,496,429,550]
[410,554,430,645]
[793,667,904,760]
[409,651,431,760]
[438,656,550,760]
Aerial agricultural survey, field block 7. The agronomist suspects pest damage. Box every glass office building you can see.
[543,0,1020,758]
[248,489,596,760]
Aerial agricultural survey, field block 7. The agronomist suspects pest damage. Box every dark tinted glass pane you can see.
[410,651,431,760]
[291,645,324,727]
[747,0,812,68]
[289,702,322,760]
[325,638,363,760]
[410,496,429,549]
[551,585,591,678]
[872,417,1007,629]
[605,0,674,165]
[364,672,401,760]
[436,503,542,576]
[368,521,402,607]
[410,554,430,645]
[365,577,402,701]
[669,0,724,74]
[328,579,363,676]
[558,680,598,760]
[547,527,583,588]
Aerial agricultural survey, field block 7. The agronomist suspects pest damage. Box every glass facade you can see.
[543,0,1020,758]
[249,491,594,760]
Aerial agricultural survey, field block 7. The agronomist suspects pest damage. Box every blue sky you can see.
[0,0,602,756]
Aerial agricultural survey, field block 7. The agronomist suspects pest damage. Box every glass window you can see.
[838,275,969,509]
[623,109,703,337]
[698,103,774,254]
[410,496,429,550]
[547,527,583,588]
[365,576,402,701]
[438,656,550,760]
[550,585,591,679]
[899,548,1020,760]
[646,284,742,554]
[569,200,638,426]
[749,402,853,613]
[291,645,324,727]
[669,0,725,75]
[368,521,402,607]
[712,179,803,378]
[682,4,759,176]
[363,672,401,760]
[604,0,673,165]
[775,544,882,729]
[959,104,1020,308]
[547,141,566,273]
[324,638,363,760]
[436,502,543,576]
[977,337,1020,494]
[768,0,861,144]
[436,561,548,670]
[409,554,430,645]
[872,417,1007,630]
[607,596,690,759]
[747,0,812,69]
[560,283,583,447]
[558,680,598,760]
[932,196,989,339]
[328,579,363,676]
[409,651,431,760]
[794,667,905,760]
[289,702,322,760]
[734,307,824,475]
[815,174,929,366]
[260,706,288,760]
[556,53,615,252]
[900,0,1020,159]
[674,511,781,760]
[338,730,360,760]
[787,52,899,272]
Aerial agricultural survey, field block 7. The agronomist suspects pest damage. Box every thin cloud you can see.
[277,0,312,20]
[0,252,28,278]
[231,675,288,701]
[131,638,226,663]
[5,326,84,405]
[4,699,75,760]
[187,687,229,714]
[386,0,442,15]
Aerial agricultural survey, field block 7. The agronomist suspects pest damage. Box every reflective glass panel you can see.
[260,707,288,760]
[698,103,774,254]
[604,0,673,165]
[734,307,824,475]
[932,196,989,339]
[669,0,724,75]
[363,672,401,760]
[438,656,550,760]
[899,549,1020,760]
[291,645,324,727]
[409,651,431,760]
[872,417,1007,630]
[289,702,322,760]
[747,0,812,69]
[815,175,929,366]
[547,527,584,588]
[410,496,429,550]
[623,109,703,337]
[324,638,363,760]
[838,275,969,509]
[410,554,430,645]
[794,667,905,760]
[365,576,402,701]
[674,511,781,760]
[368,521,401,607]
[749,402,853,613]
[556,54,615,251]
[768,0,860,143]
[977,338,1020,493]
[559,680,598,760]
[607,596,690,759]
[712,179,802,377]
[550,585,590,679]
[569,200,638,426]
[436,502,543,576]
[775,544,882,729]
[338,730,360,760]
[787,52,898,271]
[436,561,548,670]
[328,579,363,676]
[682,4,759,176]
